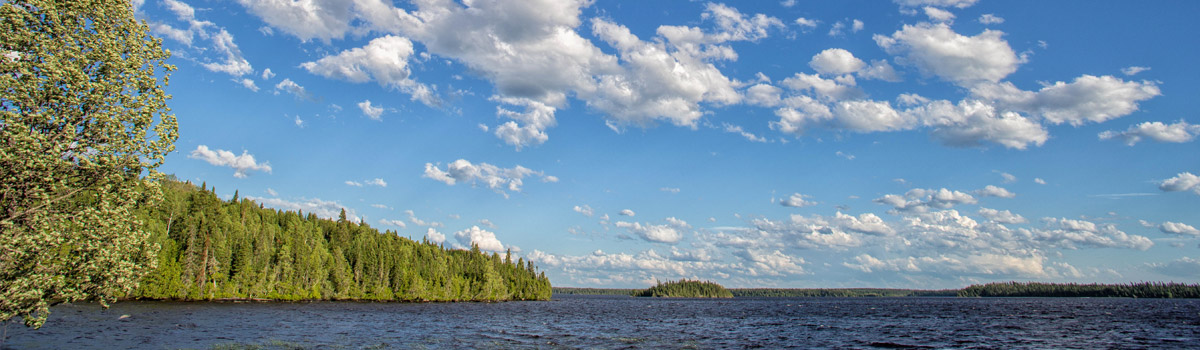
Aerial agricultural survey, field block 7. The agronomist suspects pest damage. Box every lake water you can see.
[4,295,1198,349]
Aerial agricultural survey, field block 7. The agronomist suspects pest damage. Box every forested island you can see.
[631,280,733,298]
[129,179,552,302]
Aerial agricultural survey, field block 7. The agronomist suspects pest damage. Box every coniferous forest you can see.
[127,178,552,302]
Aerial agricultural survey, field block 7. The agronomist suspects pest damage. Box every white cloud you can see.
[923,7,955,23]
[491,97,556,150]
[970,75,1160,126]
[745,83,783,107]
[246,196,359,223]
[835,151,855,160]
[978,14,1004,25]
[404,210,442,228]
[781,73,864,101]
[976,185,1015,198]
[357,100,386,120]
[573,205,594,217]
[858,60,902,82]
[235,0,356,43]
[1160,221,1200,236]
[239,78,259,92]
[1121,66,1150,76]
[1099,120,1200,146]
[274,78,311,100]
[660,187,682,194]
[906,99,1048,149]
[780,193,817,207]
[722,123,768,143]
[852,19,864,33]
[616,220,685,244]
[345,181,362,187]
[875,23,1020,84]
[809,48,866,76]
[619,209,636,217]
[422,159,555,197]
[894,0,978,8]
[874,188,977,213]
[1149,257,1200,277]
[188,145,272,178]
[1034,178,1047,185]
[977,208,1026,224]
[365,178,387,187]
[1035,218,1153,251]
[424,228,446,244]
[832,99,913,132]
[378,219,407,228]
[261,68,275,80]
[999,172,1018,183]
[301,36,436,106]
[202,29,254,76]
[455,226,506,252]
[794,17,818,32]
[1159,172,1200,195]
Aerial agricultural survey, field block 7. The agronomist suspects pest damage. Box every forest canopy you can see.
[129,178,551,302]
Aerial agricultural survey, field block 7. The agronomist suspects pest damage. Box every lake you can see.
[4,295,1198,349]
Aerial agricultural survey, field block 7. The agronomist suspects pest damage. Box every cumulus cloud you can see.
[274,79,311,101]
[424,228,446,244]
[1159,172,1200,195]
[455,226,506,252]
[573,205,594,217]
[150,1,254,78]
[1149,257,1200,277]
[976,185,1015,198]
[491,97,557,150]
[616,220,685,244]
[780,193,817,207]
[301,36,437,106]
[357,100,386,120]
[809,48,865,76]
[235,0,356,43]
[977,208,1026,224]
[378,219,407,228]
[970,75,1160,126]
[239,78,259,92]
[722,123,768,143]
[978,14,1004,25]
[1158,221,1200,236]
[1121,66,1150,76]
[1099,120,1200,146]
[422,159,555,197]
[1035,218,1153,251]
[189,145,272,178]
[874,188,977,213]
[246,196,358,223]
[619,209,636,217]
[794,17,818,32]
[923,7,955,23]
[1034,178,1047,185]
[905,99,1048,149]
[894,0,978,8]
[875,23,1020,84]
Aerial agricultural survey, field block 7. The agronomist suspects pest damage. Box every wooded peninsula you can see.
[128,178,552,302]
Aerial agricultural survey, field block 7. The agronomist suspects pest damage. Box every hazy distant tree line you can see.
[631,280,733,298]
[128,178,551,302]
[959,282,1200,298]
[731,288,958,297]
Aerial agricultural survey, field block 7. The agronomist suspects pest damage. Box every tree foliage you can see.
[129,179,552,303]
[959,281,1200,298]
[632,279,732,298]
[1,0,177,328]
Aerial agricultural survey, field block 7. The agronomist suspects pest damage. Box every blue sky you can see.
[136,0,1199,288]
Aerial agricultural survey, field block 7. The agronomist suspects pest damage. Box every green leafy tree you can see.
[0,0,177,328]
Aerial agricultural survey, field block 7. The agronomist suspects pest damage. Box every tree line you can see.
[958,281,1200,298]
[128,178,552,302]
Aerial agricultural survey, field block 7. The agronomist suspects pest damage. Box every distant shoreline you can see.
[554,282,1200,298]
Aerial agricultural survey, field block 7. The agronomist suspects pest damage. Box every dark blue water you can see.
[4,295,1198,349]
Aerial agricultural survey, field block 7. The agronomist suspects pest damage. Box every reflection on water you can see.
[4,295,1199,349]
